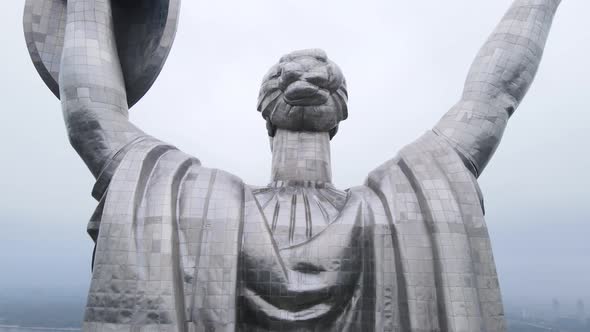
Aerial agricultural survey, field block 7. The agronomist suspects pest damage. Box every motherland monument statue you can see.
[23,0,562,331]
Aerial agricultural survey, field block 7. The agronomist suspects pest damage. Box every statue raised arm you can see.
[24,0,180,178]
[59,0,144,178]
[434,0,561,176]
[23,1,562,331]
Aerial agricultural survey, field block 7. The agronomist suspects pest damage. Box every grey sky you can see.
[0,0,588,312]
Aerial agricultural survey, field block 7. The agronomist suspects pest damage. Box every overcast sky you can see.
[0,0,588,313]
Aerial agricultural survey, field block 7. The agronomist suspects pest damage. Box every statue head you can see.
[257,49,348,139]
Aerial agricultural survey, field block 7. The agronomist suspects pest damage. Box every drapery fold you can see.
[83,132,504,332]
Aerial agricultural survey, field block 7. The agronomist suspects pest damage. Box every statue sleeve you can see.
[87,134,200,242]
[434,0,560,177]
[364,131,505,331]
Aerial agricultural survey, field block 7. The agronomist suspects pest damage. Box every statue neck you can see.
[270,129,332,183]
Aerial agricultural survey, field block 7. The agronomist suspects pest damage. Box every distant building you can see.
[552,298,560,322]
[576,299,585,322]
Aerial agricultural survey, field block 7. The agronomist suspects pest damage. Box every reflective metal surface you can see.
[23,0,562,331]
[23,0,180,108]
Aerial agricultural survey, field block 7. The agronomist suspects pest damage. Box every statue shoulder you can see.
[173,166,245,223]
[205,167,245,192]
[93,136,245,203]
[366,130,472,187]
[363,130,485,216]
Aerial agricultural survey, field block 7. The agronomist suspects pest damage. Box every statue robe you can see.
[82,131,505,332]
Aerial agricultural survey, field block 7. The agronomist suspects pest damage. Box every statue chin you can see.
[270,109,339,133]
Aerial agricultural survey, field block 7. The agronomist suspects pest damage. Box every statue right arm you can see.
[60,0,145,178]
[434,0,561,177]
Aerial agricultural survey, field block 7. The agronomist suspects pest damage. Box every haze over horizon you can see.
[0,0,588,322]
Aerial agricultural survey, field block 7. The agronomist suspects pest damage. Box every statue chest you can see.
[238,184,367,326]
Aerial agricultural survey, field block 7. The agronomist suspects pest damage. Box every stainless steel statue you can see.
[23,0,561,331]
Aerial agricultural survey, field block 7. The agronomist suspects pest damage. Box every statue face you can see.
[257,49,348,139]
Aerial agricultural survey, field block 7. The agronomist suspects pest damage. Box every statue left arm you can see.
[434,0,561,177]
[60,0,145,179]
